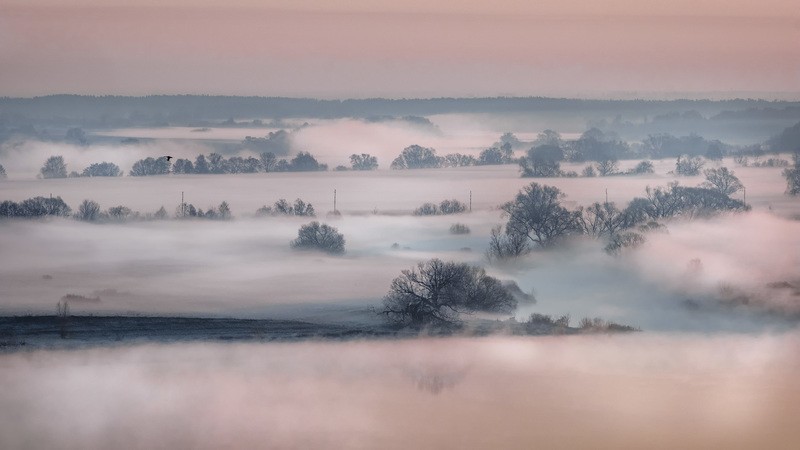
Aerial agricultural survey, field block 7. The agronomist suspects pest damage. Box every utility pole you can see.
[605,188,608,203]
[181,191,185,218]
[469,190,472,213]
[334,189,337,214]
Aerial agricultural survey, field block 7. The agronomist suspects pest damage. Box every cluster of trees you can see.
[413,199,467,216]
[255,198,315,217]
[132,151,329,176]
[642,133,728,159]
[390,143,516,170]
[174,201,232,220]
[39,156,123,179]
[0,196,71,218]
[488,179,748,260]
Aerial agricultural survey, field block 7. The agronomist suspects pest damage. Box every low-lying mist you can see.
[0,163,797,332]
[1,334,798,449]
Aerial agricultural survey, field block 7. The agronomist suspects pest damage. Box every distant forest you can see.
[2,95,800,143]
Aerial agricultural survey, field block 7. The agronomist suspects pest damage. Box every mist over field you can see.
[2,96,800,448]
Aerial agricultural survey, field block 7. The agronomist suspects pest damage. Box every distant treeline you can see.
[2,95,799,125]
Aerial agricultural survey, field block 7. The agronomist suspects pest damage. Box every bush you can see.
[290,221,345,254]
[449,223,471,234]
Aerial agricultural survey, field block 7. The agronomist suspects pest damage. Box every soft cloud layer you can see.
[1,334,798,449]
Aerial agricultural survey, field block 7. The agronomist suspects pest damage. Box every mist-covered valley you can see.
[2,100,800,448]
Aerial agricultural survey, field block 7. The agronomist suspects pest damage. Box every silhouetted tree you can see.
[194,154,210,174]
[260,152,278,172]
[287,152,327,172]
[486,225,530,261]
[172,158,194,174]
[107,205,132,221]
[290,221,345,254]
[675,155,705,176]
[500,183,581,248]
[391,145,441,169]
[628,160,655,174]
[350,153,378,170]
[702,167,744,195]
[81,162,121,177]
[578,202,626,238]
[40,155,67,178]
[783,152,800,195]
[76,199,101,221]
[520,145,563,177]
[413,199,467,216]
[65,127,88,146]
[477,146,513,165]
[443,153,476,167]
[595,157,619,176]
[0,164,6,179]
[130,157,170,176]
[381,259,517,328]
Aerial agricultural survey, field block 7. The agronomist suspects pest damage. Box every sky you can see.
[0,0,798,99]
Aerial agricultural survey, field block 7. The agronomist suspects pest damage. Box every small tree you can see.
[290,221,345,254]
[76,199,101,222]
[520,145,563,177]
[500,183,581,248]
[82,162,121,177]
[628,160,655,175]
[675,155,705,176]
[390,145,441,170]
[702,167,744,195]
[217,201,232,220]
[107,205,132,221]
[381,259,517,328]
[350,153,378,170]
[783,152,800,195]
[595,157,619,176]
[486,225,530,261]
[40,155,67,179]
[0,164,6,179]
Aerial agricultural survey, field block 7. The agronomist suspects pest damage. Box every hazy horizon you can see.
[1,1,798,99]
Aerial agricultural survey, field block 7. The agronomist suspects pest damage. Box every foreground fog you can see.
[1,334,798,449]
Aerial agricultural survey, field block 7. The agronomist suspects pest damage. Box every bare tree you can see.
[381,259,517,328]
[675,155,705,176]
[595,157,619,176]
[500,183,581,248]
[702,167,744,195]
[76,199,101,222]
[578,202,625,238]
[486,226,530,261]
[350,153,378,170]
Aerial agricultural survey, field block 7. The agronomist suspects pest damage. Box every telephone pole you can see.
[334,189,337,214]
[469,190,472,213]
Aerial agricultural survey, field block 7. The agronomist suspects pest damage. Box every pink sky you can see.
[1,1,798,98]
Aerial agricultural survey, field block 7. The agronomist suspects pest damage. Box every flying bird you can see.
[164,156,173,161]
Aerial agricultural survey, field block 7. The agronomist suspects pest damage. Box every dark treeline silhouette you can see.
[489,181,748,260]
[131,151,327,176]
[2,96,797,124]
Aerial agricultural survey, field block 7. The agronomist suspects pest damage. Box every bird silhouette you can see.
[164,156,173,161]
